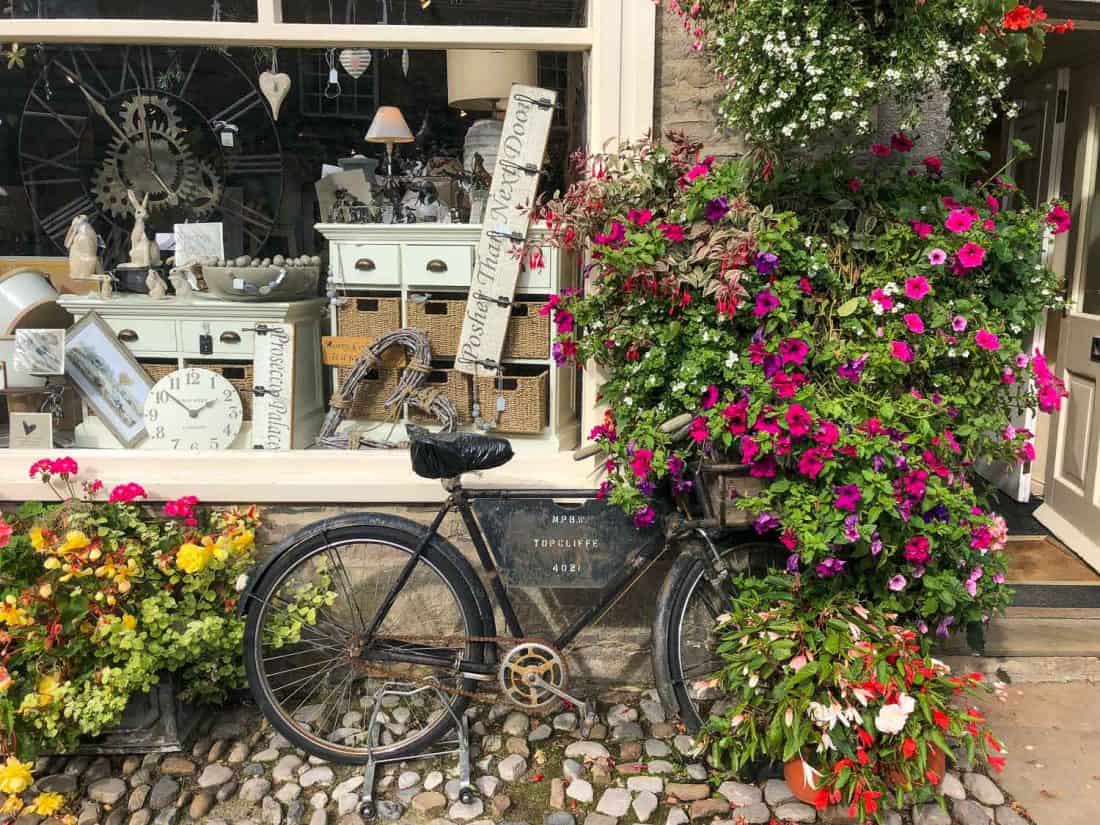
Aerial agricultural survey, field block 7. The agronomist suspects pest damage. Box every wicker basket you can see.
[335,366,404,420]
[406,296,550,359]
[337,296,402,340]
[141,361,178,384]
[409,369,472,425]
[183,361,254,421]
[475,370,549,433]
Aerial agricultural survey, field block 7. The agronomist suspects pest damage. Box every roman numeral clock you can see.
[19,46,284,266]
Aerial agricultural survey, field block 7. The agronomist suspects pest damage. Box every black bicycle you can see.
[240,419,781,766]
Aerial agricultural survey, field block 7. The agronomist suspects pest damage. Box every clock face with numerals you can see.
[20,45,284,266]
[144,367,244,451]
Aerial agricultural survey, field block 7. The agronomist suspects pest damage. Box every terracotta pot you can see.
[784,755,825,804]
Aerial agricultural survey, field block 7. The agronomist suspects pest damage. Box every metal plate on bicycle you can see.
[470,497,662,588]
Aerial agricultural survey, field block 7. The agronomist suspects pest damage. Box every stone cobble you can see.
[0,693,1027,825]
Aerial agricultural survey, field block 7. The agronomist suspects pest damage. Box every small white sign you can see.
[174,222,225,268]
[9,412,53,450]
[251,323,295,450]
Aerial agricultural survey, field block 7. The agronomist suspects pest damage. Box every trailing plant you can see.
[665,0,1073,150]
[702,575,1005,822]
[0,458,260,761]
[541,133,1069,631]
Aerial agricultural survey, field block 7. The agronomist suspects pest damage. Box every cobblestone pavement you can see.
[5,689,1032,825]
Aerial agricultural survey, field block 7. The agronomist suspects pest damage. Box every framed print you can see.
[174,222,225,268]
[9,412,52,450]
[64,312,154,448]
[14,328,66,375]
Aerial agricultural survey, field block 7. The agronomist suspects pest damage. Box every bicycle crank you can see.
[498,641,585,712]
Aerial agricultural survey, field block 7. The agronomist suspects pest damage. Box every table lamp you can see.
[366,105,415,177]
[446,50,537,173]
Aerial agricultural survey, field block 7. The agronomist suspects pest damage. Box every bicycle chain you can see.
[368,634,573,715]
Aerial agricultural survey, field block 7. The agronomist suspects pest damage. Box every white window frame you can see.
[0,0,655,501]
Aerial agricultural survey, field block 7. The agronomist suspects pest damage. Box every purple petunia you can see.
[834,483,862,512]
[705,196,730,224]
[815,557,846,578]
[837,354,869,382]
[754,251,780,275]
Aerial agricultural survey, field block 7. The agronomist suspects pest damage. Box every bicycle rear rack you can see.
[359,681,476,819]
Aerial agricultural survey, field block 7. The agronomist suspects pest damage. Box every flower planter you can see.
[785,745,948,804]
[69,678,202,755]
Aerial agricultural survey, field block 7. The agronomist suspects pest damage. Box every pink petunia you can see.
[700,384,719,410]
[928,248,948,266]
[871,144,892,158]
[835,484,862,512]
[689,416,709,443]
[904,536,931,565]
[779,338,809,366]
[630,448,653,480]
[923,156,944,175]
[0,519,11,550]
[903,313,926,334]
[905,276,931,300]
[911,221,933,239]
[891,132,915,153]
[785,404,813,438]
[944,209,976,234]
[659,222,686,242]
[985,194,1001,215]
[753,290,780,317]
[957,241,986,269]
[975,329,1001,351]
[627,208,654,227]
[1046,204,1071,235]
[891,340,915,363]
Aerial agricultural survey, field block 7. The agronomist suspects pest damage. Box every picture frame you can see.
[173,222,225,268]
[9,412,53,450]
[14,328,66,375]
[64,312,154,448]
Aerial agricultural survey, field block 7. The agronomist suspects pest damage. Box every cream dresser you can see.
[57,294,327,450]
[317,223,580,452]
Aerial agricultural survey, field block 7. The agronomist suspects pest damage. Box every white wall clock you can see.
[144,367,244,451]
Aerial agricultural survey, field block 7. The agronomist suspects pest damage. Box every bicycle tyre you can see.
[243,519,489,764]
[653,536,784,731]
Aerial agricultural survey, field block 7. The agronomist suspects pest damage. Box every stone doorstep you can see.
[21,693,1024,825]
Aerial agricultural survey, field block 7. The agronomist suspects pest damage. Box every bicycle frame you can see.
[360,484,677,676]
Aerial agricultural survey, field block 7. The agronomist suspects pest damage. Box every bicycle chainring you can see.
[498,641,569,710]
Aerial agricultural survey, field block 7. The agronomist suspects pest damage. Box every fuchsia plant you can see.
[540,133,1068,630]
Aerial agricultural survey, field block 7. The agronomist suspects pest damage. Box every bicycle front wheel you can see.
[243,519,487,764]
[653,537,784,731]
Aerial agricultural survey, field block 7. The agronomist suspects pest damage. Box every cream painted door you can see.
[983,69,1068,500]
[1036,65,1100,570]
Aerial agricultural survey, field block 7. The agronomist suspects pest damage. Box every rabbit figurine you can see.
[65,214,102,287]
[146,269,168,299]
[127,190,161,268]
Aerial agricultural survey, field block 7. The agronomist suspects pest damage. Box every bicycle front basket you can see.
[470,496,664,589]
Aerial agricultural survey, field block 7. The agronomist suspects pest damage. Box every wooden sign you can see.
[456,84,558,376]
[322,336,406,369]
[251,323,295,450]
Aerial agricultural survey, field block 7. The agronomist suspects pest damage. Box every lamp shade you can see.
[446,50,538,112]
[365,106,415,144]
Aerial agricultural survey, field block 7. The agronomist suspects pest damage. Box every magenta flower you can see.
[555,310,575,334]
[890,132,915,153]
[682,158,713,183]
[1046,204,1071,235]
[904,535,931,565]
[750,455,778,478]
[944,209,976,234]
[834,484,862,512]
[975,329,1001,351]
[870,143,891,158]
[109,482,147,504]
[816,557,847,578]
[705,196,730,224]
[627,208,653,227]
[814,420,840,447]
[630,448,653,480]
[837,354,868,382]
[593,221,626,247]
[753,290,780,317]
[890,340,914,363]
[633,505,657,528]
[785,404,813,438]
[957,241,986,269]
[904,276,931,300]
[1015,352,1030,368]
[659,222,686,242]
[689,415,709,443]
[740,436,760,464]
[779,338,809,366]
[952,315,968,332]
[903,313,925,335]
[700,384,719,410]
[911,221,933,239]
[928,248,947,266]
[888,574,908,592]
[798,448,826,479]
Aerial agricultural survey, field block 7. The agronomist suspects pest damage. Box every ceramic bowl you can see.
[200,265,320,302]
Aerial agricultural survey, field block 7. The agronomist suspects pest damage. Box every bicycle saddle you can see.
[407,425,514,479]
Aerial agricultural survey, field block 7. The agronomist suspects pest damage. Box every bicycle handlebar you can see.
[572,412,697,462]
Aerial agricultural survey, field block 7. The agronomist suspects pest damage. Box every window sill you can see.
[0,447,599,503]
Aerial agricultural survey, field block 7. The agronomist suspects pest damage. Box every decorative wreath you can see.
[315,328,459,449]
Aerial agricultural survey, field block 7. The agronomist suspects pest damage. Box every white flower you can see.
[808,701,840,729]
[725,352,739,369]
[874,693,916,735]
[235,574,249,592]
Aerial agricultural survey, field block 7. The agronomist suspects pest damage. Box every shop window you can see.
[281,0,586,27]
[6,0,258,21]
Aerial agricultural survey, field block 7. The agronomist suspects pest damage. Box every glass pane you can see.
[8,0,258,22]
[282,0,585,27]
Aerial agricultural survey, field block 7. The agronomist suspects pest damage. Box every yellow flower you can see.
[35,673,59,707]
[0,794,23,815]
[43,556,61,570]
[29,526,47,550]
[0,756,33,795]
[0,666,12,693]
[122,614,137,631]
[232,529,255,552]
[37,582,52,599]
[27,792,64,816]
[0,600,32,627]
[176,542,210,574]
[60,530,90,552]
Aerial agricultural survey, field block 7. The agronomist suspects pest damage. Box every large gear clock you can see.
[20,46,283,266]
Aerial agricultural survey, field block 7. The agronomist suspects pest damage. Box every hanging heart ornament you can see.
[339,48,372,80]
[259,70,292,121]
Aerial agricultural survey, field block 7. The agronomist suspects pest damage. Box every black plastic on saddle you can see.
[407,425,514,479]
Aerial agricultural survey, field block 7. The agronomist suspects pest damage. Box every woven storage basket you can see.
[337,296,402,340]
[409,369,473,425]
[335,366,403,420]
[406,296,465,358]
[475,370,549,433]
[183,361,254,421]
[406,297,550,359]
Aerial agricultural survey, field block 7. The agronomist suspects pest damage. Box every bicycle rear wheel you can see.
[243,520,487,764]
[653,537,784,731]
